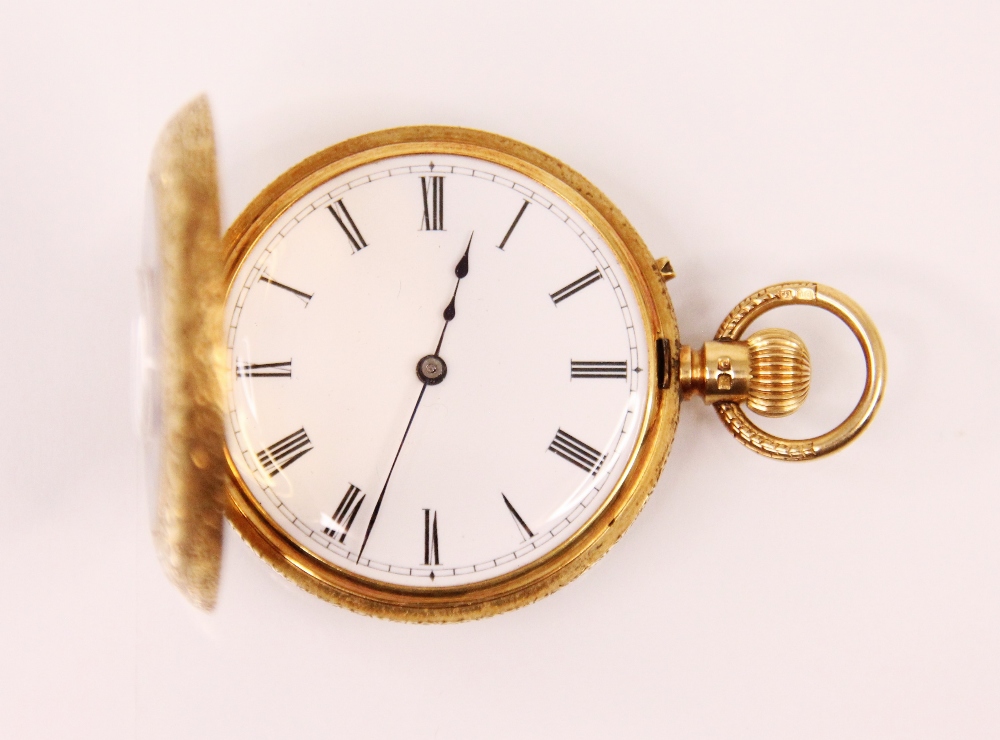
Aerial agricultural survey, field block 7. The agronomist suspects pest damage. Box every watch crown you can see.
[678,329,810,416]
[746,328,811,417]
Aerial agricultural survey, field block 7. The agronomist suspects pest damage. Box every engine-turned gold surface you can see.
[147,95,229,609]
[746,328,811,417]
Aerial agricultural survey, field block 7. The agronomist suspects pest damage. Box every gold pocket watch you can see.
[143,96,886,622]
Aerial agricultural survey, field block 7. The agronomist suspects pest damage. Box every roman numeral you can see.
[258,273,313,304]
[497,200,529,249]
[257,428,312,477]
[322,484,365,543]
[423,508,440,565]
[502,493,534,540]
[550,268,602,304]
[570,360,627,379]
[327,199,367,252]
[548,428,604,474]
[236,360,292,378]
[421,176,444,231]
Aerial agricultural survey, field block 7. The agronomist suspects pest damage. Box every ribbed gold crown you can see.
[746,328,811,417]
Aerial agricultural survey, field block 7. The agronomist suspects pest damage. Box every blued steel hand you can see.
[435,234,470,354]
[356,233,473,562]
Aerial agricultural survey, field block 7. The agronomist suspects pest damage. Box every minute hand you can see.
[356,233,473,562]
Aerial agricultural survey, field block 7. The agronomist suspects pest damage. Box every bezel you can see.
[221,126,681,622]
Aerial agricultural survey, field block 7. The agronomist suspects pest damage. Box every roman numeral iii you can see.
[323,484,365,543]
[327,199,367,252]
[550,268,602,304]
[257,428,313,477]
[570,360,627,379]
[236,360,292,378]
[423,508,440,565]
[548,428,604,474]
[421,176,444,231]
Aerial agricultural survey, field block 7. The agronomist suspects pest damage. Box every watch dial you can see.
[224,152,650,587]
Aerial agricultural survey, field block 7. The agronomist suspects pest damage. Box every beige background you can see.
[1,2,997,738]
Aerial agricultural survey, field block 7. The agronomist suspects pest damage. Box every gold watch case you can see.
[221,125,680,623]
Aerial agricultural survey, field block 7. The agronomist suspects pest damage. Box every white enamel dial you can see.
[224,152,650,588]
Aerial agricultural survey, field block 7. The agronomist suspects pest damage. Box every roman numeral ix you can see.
[570,360,627,379]
[548,428,604,474]
[421,176,444,231]
[327,199,367,252]
[423,508,440,565]
[257,428,313,477]
[323,484,365,543]
[550,268,602,304]
[236,360,292,378]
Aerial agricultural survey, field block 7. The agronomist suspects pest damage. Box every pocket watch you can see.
[142,96,886,622]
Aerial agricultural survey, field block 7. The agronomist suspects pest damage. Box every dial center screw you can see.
[416,354,448,385]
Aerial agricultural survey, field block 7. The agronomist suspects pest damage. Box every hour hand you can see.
[435,233,472,350]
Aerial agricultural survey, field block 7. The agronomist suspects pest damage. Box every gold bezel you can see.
[221,126,681,622]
